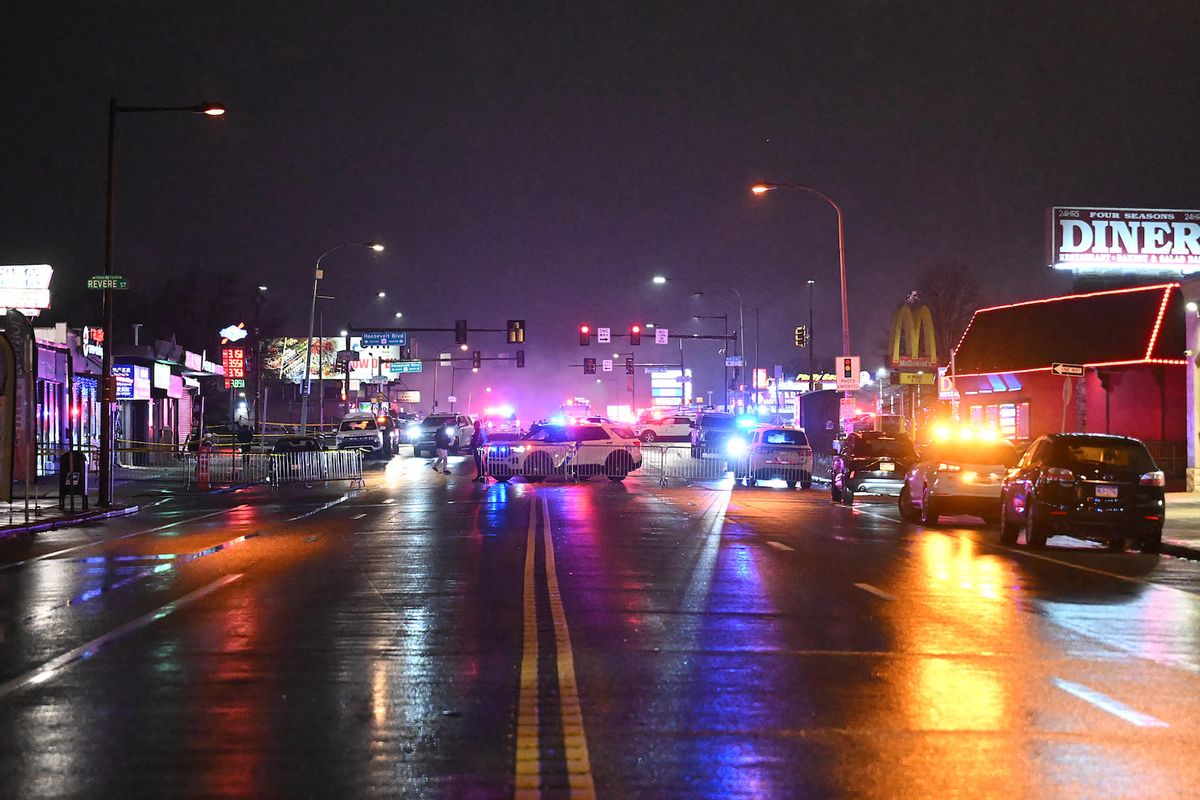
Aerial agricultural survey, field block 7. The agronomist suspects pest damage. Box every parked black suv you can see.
[831,431,917,505]
[999,433,1165,552]
[690,412,740,457]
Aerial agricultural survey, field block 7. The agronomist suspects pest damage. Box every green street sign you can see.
[87,275,129,290]
[389,360,423,374]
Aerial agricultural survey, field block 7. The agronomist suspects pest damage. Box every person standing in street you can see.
[470,419,488,481]
[432,424,452,474]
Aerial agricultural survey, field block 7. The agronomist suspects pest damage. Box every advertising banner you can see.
[1048,207,1200,270]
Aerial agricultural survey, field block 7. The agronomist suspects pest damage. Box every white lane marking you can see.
[0,573,244,699]
[0,506,247,571]
[854,582,895,601]
[350,513,367,520]
[285,493,353,521]
[1052,678,1169,728]
[766,540,794,552]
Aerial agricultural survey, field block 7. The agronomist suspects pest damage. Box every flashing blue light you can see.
[736,416,757,428]
[726,436,748,457]
[550,414,567,426]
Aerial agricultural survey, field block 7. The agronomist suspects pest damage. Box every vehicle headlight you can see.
[406,425,421,439]
[726,437,748,457]
[445,427,456,437]
[512,445,527,453]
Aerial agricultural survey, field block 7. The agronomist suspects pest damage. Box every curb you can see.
[1162,540,1200,560]
[0,504,140,538]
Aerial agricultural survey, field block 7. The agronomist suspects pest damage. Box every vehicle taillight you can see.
[1139,470,1166,487]
[935,462,961,473]
[1046,467,1074,485]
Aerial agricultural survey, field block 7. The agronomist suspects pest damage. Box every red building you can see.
[951,283,1187,477]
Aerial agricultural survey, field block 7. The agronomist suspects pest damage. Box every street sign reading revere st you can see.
[87,275,129,290]
[1051,362,1085,377]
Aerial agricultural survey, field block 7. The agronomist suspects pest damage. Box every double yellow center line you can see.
[515,495,596,799]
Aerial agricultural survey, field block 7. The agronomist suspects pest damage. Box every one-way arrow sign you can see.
[1051,362,1084,377]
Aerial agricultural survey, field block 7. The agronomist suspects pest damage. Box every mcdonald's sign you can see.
[890,304,938,370]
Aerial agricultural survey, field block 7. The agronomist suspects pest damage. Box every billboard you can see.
[0,264,52,312]
[1048,207,1200,271]
[262,337,404,387]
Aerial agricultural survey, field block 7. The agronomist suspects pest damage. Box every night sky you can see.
[4,1,1198,414]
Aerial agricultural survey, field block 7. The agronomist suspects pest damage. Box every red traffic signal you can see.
[629,323,641,346]
[579,324,591,346]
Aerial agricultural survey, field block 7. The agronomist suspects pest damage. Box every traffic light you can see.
[455,319,468,345]
[583,357,597,374]
[794,325,807,347]
[579,324,590,346]
[472,350,481,369]
[515,350,525,368]
[625,356,634,375]
[507,319,525,344]
[842,357,854,380]
[629,323,641,346]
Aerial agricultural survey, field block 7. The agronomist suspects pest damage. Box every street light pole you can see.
[751,182,850,359]
[692,313,729,410]
[299,242,383,433]
[99,98,225,507]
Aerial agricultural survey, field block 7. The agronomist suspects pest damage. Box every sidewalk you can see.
[0,501,140,537]
[0,470,168,538]
[1162,492,1200,558]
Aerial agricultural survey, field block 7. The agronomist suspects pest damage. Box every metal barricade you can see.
[651,444,733,486]
[183,449,364,490]
[483,443,574,482]
[271,449,365,488]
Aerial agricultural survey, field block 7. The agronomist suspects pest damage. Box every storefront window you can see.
[968,401,1030,440]
[37,379,62,475]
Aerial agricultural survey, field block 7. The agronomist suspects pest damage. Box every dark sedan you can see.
[999,433,1165,552]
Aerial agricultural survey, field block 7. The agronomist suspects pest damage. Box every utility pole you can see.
[807,280,815,392]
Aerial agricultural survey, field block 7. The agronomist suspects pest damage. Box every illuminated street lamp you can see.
[652,275,668,285]
[98,98,225,507]
[300,242,385,433]
[751,182,850,360]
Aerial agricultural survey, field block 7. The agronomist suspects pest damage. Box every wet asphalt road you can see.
[2,454,1200,798]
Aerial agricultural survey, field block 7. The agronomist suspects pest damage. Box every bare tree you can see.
[914,261,982,362]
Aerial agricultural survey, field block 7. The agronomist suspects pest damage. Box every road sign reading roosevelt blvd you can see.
[87,275,129,290]
[1051,362,1084,377]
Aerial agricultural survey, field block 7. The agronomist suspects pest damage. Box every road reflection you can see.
[838,531,1036,797]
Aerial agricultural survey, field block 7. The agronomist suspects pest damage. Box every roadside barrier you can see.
[183,449,364,490]
[272,449,366,488]
[482,442,737,486]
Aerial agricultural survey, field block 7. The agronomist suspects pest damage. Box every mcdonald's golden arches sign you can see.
[890,304,938,370]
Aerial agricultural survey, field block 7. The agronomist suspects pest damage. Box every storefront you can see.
[115,341,224,459]
[951,282,1187,477]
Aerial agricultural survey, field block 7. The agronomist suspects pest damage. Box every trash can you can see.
[59,450,88,511]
